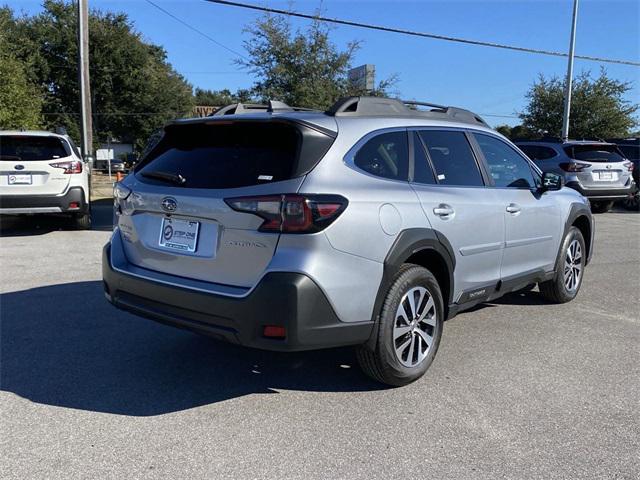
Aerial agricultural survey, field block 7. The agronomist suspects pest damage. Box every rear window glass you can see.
[0,136,70,161]
[137,122,305,189]
[564,145,624,163]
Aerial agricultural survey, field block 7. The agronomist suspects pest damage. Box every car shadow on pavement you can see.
[0,198,113,236]
[0,281,384,416]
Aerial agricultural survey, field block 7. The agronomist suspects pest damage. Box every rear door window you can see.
[564,145,624,163]
[353,131,408,181]
[137,121,333,189]
[418,130,484,186]
[0,136,70,161]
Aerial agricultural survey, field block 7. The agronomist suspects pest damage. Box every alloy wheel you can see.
[393,286,437,367]
[564,239,583,292]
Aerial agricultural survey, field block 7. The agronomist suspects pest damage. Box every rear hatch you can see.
[116,118,335,288]
[564,144,632,189]
[0,135,74,195]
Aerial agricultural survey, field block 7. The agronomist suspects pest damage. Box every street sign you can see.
[348,64,375,92]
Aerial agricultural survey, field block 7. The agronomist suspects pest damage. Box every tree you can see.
[495,124,535,140]
[5,1,193,151]
[193,88,254,106]
[0,10,42,129]
[520,69,638,139]
[238,14,397,109]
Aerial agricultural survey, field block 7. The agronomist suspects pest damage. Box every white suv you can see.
[0,131,91,229]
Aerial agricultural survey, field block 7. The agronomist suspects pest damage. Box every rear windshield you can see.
[0,136,70,161]
[563,144,624,163]
[136,121,333,189]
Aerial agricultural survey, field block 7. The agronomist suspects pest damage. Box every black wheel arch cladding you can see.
[366,228,455,349]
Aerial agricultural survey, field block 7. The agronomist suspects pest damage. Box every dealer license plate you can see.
[8,174,32,185]
[596,171,614,181]
[159,217,199,252]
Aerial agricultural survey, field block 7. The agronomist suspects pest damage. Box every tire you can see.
[538,226,585,303]
[357,264,444,387]
[72,211,91,230]
[589,201,613,213]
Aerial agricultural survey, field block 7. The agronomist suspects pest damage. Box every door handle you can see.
[506,203,521,214]
[433,204,454,217]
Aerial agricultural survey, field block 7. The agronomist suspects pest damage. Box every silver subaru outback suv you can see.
[103,97,594,386]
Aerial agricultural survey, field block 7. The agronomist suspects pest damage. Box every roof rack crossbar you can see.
[210,101,318,116]
[401,100,447,110]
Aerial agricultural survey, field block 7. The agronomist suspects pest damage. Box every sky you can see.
[7,0,640,127]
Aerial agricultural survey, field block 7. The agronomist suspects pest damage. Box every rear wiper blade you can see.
[0,155,21,161]
[140,170,186,185]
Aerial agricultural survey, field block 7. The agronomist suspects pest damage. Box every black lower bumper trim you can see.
[102,245,373,351]
[0,187,88,212]
[565,181,635,200]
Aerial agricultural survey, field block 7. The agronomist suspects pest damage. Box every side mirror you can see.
[541,172,563,191]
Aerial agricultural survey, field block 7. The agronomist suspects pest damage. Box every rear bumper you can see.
[565,181,635,200]
[0,187,89,214]
[102,243,373,351]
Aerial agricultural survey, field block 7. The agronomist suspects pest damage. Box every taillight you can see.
[49,160,83,174]
[559,162,590,172]
[623,161,634,172]
[225,194,348,233]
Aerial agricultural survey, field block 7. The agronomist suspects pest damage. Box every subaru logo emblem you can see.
[14,165,24,170]
[606,165,612,169]
[161,197,177,212]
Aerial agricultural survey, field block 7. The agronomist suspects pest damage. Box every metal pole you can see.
[561,0,579,141]
[107,137,112,181]
[77,0,93,159]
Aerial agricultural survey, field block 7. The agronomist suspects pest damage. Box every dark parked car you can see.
[607,138,639,211]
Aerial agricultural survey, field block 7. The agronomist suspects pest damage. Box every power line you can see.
[145,0,249,61]
[207,0,640,67]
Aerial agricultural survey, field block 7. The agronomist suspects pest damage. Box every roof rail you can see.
[210,100,317,116]
[326,96,489,127]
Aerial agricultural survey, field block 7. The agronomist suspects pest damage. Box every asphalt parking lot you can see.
[1,202,638,480]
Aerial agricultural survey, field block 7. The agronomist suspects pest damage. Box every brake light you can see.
[49,160,82,174]
[623,161,634,172]
[225,194,348,233]
[559,162,590,172]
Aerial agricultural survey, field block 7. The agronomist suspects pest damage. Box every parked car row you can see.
[0,105,634,386]
[516,137,638,212]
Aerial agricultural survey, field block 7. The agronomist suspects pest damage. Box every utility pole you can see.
[77,0,93,161]
[561,0,579,141]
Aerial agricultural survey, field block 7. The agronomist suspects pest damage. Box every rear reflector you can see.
[68,201,80,210]
[225,194,348,233]
[263,326,286,338]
